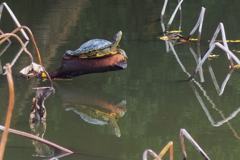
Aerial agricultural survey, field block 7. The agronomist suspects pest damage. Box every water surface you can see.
[1,0,240,159]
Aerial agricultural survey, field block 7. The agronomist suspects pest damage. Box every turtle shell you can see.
[66,39,111,57]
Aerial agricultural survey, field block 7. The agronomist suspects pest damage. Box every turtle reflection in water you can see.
[65,100,126,137]
[65,31,127,59]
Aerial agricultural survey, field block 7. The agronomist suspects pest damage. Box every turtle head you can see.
[111,31,122,52]
[112,31,122,44]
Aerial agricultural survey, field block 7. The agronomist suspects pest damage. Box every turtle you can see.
[65,31,127,59]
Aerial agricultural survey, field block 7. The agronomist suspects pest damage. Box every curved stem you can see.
[0,33,34,62]
[0,64,14,160]
[0,26,42,65]
[0,125,73,153]
[42,66,53,88]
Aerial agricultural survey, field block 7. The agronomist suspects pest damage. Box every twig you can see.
[0,33,34,62]
[0,3,29,40]
[180,129,210,160]
[177,0,183,19]
[157,141,173,160]
[187,7,206,44]
[0,30,11,44]
[42,66,53,88]
[187,43,204,82]
[166,0,184,30]
[3,41,29,75]
[0,64,14,160]
[209,23,233,66]
[44,152,72,160]
[0,125,73,153]
[188,42,240,80]
[142,149,161,160]
[0,26,42,65]
[160,0,168,19]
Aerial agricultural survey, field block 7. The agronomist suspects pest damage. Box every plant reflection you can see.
[58,83,126,137]
[0,40,28,75]
[29,122,54,157]
[164,40,240,139]
[29,87,55,157]
[159,1,240,139]
[30,87,55,123]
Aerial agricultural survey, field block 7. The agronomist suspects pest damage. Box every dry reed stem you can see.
[44,152,73,160]
[177,0,182,19]
[142,149,161,160]
[188,42,240,80]
[166,0,184,30]
[0,125,73,154]
[0,3,29,40]
[187,7,205,43]
[209,23,233,66]
[41,66,53,87]
[3,41,29,75]
[0,26,42,65]
[157,141,173,160]
[180,129,210,160]
[160,0,168,19]
[0,64,14,160]
[0,33,34,62]
[0,30,11,44]
[0,38,11,57]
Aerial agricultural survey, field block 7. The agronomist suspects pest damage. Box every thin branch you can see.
[0,3,29,40]
[0,64,14,160]
[187,7,206,43]
[160,0,168,19]
[157,141,173,160]
[3,41,29,75]
[188,42,240,80]
[166,0,184,30]
[209,23,233,65]
[142,149,161,160]
[0,125,73,153]
[0,26,42,65]
[0,33,34,62]
[180,129,210,160]
[41,66,53,88]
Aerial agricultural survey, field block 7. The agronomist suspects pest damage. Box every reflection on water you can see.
[161,19,240,139]
[57,82,126,137]
[30,87,55,123]
[29,87,55,158]
[29,122,54,158]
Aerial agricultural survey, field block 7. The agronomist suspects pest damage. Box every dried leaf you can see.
[20,62,44,79]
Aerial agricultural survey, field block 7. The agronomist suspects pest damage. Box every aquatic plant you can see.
[0,2,128,159]
[0,64,72,160]
[142,129,209,160]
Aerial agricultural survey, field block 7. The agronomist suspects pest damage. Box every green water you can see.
[1,0,240,159]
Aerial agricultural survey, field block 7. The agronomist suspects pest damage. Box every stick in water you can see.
[180,129,210,160]
[0,64,14,160]
[0,125,73,154]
